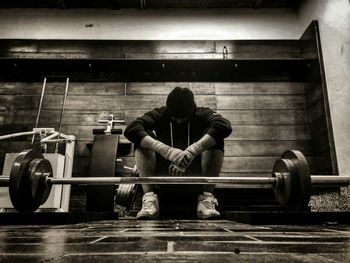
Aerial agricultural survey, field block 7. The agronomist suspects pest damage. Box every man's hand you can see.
[177,143,200,168]
[168,163,185,176]
[178,134,217,168]
[166,147,187,165]
[169,143,202,176]
[169,153,194,176]
[140,136,187,165]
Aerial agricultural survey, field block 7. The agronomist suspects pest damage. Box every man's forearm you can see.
[195,134,216,153]
[185,134,216,156]
[174,134,216,171]
[140,135,160,150]
[140,135,185,165]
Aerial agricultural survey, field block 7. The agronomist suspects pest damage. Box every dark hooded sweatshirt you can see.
[124,106,232,151]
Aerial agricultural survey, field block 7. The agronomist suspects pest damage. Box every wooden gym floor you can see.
[0,219,349,262]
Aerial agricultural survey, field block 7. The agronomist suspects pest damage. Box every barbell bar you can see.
[1,149,349,212]
[0,173,350,188]
[0,176,277,185]
[1,175,348,186]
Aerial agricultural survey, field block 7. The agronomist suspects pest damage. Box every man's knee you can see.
[201,149,224,177]
[202,149,224,163]
[135,147,156,169]
[135,147,156,159]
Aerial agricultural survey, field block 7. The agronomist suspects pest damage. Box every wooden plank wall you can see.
[0,80,312,178]
[0,39,316,210]
[300,21,337,175]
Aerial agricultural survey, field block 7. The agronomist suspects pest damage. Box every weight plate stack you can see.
[272,158,297,207]
[28,158,53,205]
[281,150,312,210]
[9,149,52,212]
[115,168,139,211]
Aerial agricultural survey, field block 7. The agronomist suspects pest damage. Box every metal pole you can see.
[1,175,350,187]
[0,131,37,141]
[32,77,47,144]
[56,77,69,153]
[0,177,9,186]
[0,176,278,187]
[311,176,350,186]
[47,176,277,186]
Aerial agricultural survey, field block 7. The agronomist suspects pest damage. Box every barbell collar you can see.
[0,177,9,186]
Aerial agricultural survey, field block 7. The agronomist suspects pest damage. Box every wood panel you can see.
[309,118,328,138]
[305,83,323,106]
[11,124,308,142]
[72,156,278,176]
[310,133,330,154]
[60,140,313,159]
[224,140,312,157]
[53,154,317,179]
[0,94,216,110]
[0,80,312,183]
[0,82,216,95]
[0,37,319,211]
[125,109,307,125]
[216,95,306,110]
[300,20,337,175]
[305,99,324,123]
[222,157,278,173]
[217,110,307,125]
[8,110,124,126]
[215,82,305,95]
[226,125,310,141]
[125,82,216,95]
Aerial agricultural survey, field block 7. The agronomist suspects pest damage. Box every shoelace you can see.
[201,198,218,210]
[143,200,157,210]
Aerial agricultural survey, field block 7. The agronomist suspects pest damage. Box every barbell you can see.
[0,149,349,212]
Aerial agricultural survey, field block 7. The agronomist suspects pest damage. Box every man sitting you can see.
[124,87,232,219]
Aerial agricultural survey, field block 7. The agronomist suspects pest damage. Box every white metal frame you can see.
[0,127,76,212]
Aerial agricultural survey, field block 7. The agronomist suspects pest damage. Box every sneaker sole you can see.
[197,213,221,219]
[136,213,159,220]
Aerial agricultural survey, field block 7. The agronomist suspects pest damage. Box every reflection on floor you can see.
[0,219,349,262]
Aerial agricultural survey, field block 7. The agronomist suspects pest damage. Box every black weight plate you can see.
[282,150,312,210]
[28,158,53,205]
[9,149,44,212]
[128,184,139,210]
[272,158,297,207]
[115,184,138,210]
[115,185,124,206]
[125,184,136,209]
[115,168,139,210]
[116,184,131,207]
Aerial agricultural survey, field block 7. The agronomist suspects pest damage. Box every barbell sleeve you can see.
[311,176,350,186]
[0,177,9,186]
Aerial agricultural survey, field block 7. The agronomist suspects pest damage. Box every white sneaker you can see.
[136,192,159,219]
[197,192,220,219]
